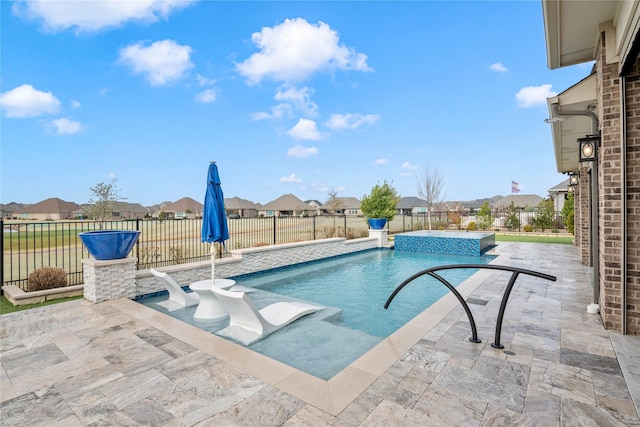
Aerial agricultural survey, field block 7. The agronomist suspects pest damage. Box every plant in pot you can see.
[360,181,400,229]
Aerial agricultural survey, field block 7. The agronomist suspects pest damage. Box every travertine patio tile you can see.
[1,242,639,425]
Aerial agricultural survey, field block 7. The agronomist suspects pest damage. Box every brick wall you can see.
[625,57,640,334]
[597,31,624,331]
[577,165,590,265]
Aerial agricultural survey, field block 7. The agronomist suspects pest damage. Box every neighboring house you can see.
[397,197,427,216]
[161,197,204,219]
[225,197,259,218]
[16,198,80,220]
[492,194,543,210]
[319,197,361,216]
[548,178,571,212]
[542,0,640,333]
[304,200,322,209]
[0,202,25,220]
[259,194,317,217]
[444,196,504,212]
[74,202,151,220]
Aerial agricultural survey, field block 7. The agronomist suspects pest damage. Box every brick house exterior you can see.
[543,0,640,334]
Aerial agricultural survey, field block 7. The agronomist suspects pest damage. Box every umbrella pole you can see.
[210,243,215,283]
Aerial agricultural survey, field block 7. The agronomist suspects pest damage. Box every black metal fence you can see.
[2,209,566,290]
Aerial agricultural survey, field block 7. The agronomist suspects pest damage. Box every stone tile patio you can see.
[1,242,639,426]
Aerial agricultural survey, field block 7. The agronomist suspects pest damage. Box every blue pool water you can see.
[139,249,495,379]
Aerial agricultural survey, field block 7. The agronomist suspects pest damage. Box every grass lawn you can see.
[495,233,574,244]
[0,295,83,315]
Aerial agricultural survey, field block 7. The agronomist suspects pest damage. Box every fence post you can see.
[313,215,316,240]
[135,218,141,269]
[273,216,277,245]
[344,215,347,238]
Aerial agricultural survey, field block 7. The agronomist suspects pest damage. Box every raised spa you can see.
[394,230,495,256]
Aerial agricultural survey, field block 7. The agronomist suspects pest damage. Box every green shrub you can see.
[139,245,160,268]
[360,181,400,221]
[523,224,534,232]
[434,220,448,230]
[467,221,477,231]
[27,267,67,291]
[169,246,189,264]
[476,201,493,230]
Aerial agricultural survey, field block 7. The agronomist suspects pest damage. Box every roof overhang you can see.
[542,0,640,70]
[546,73,597,173]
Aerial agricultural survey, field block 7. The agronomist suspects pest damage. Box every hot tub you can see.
[394,230,495,256]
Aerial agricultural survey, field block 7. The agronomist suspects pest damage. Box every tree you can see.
[561,193,575,234]
[476,201,493,230]
[325,190,344,215]
[532,198,555,231]
[504,201,521,231]
[360,181,400,221]
[417,164,445,230]
[83,179,122,222]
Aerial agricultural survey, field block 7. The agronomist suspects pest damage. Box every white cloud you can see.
[515,84,557,108]
[252,104,293,120]
[325,113,380,130]
[374,158,388,165]
[280,173,303,183]
[274,85,318,117]
[236,18,372,84]
[70,100,81,109]
[287,118,327,140]
[118,39,194,86]
[195,89,216,103]
[402,161,419,170]
[287,144,319,158]
[489,62,508,72]
[196,74,216,86]
[12,0,196,33]
[0,84,61,118]
[50,117,83,135]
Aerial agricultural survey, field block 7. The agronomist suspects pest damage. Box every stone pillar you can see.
[368,229,388,246]
[82,258,137,303]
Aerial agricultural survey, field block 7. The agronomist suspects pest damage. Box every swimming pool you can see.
[139,249,495,379]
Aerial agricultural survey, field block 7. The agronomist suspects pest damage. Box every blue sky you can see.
[1,1,592,206]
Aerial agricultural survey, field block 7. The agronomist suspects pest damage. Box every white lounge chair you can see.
[212,287,322,345]
[150,269,200,311]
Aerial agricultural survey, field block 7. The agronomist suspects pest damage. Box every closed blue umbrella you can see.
[201,162,229,282]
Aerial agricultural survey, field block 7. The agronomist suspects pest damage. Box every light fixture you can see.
[569,172,579,186]
[578,134,600,162]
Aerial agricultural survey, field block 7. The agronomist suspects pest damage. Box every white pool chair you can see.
[212,287,322,345]
[150,269,200,311]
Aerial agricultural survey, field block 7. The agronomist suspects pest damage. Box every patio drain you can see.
[466,298,489,306]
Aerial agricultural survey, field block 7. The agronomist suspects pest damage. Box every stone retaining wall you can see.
[134,236,380,298]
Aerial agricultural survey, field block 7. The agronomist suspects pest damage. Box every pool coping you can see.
[110,248,505,416]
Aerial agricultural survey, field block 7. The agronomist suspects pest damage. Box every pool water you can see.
[139,249,495,379]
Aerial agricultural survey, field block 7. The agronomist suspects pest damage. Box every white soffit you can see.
[543,0,619,69]
[547,74,597,173]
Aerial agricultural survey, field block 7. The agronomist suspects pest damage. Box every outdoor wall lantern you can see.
[569,172,579,186]
[578,134,600,162]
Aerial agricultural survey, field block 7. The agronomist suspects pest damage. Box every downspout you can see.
[621,76,627,334]
[550,103,600,313]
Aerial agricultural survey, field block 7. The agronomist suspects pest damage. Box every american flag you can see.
[511,181,521,194]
